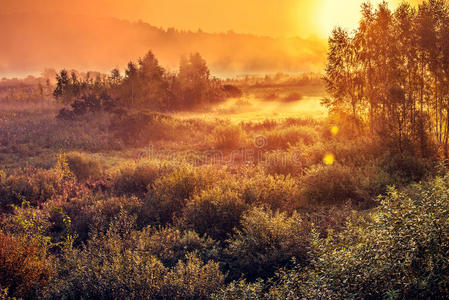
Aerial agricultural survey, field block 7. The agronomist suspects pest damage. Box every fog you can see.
[0,13,326,77]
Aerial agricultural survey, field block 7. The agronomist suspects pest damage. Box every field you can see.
[1,75,444,299]
[3,1,449,297]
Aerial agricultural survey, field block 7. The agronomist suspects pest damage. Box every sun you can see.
[316,0,388,37]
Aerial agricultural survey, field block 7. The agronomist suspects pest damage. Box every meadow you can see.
[3,1,449,296]
[0,71,443,299]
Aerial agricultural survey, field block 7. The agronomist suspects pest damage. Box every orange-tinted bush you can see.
[0,233,51,299]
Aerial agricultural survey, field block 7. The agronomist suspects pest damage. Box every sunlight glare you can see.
[317,0,386,37]
[323,153,335,165]
[330,125,339,136]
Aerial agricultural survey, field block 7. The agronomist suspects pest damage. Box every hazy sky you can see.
[2,0,421,38]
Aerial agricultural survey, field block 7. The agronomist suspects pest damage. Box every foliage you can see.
[296,174,449,299]
[54,51,225,114]
[0,233,51,299]
[324,0,449,158]
[181,186,248,240]
[225,207,309,281]
[211,123,246,150]
[161,253,225,300]
[300,164,364,206]
[142,165,217,225]
[65,152,102,181]
[137,227,220,268]
[110,160,171,197]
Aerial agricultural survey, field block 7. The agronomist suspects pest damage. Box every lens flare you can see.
[323,153,335,165]
[330,125,339,136]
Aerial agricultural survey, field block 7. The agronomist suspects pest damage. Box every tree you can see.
[324,0,449,158]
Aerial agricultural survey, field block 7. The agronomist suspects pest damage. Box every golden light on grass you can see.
[330,125,339,136]
[323,153,335,165]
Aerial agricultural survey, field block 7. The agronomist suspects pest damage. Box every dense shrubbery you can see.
[1,69,445,298]
[266,173,449,299]
[300,164,363,206]
[0,167,71,212]
[264,126,319,150]
[0,233,51,299]
[181,187,247,240]
[110,160,172,197]
[226,207,309,281]
[142,166,218,225]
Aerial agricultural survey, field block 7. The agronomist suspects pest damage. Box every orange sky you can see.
[1,0,421,38]
[0,0,423,77]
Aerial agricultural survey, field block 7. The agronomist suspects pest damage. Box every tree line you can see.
[54,51,238,117]
[324,0,449,158]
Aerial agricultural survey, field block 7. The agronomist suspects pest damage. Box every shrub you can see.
[0,168,70,212]
[44,213,167,300]
[111,160,171,197]
[46,213,224,300]
[226,207,309,281]
[379,152,428,185]
[0,233,51,299]
[211,123,245,150]
[240,173,302,211]
[263,150,304,177]
[110,112,178,147]
[182,187,248,240]
[66,152,102,181]
[264,126,319,150]
[142,165,217,225]
[300,164,363,206]
[297,175,449,299]
[161,253,225,300]
[222,85,243,98]
[138,227,220,268]
[212,279,266,300]
[57,194,142,244]
[301,137,381,167]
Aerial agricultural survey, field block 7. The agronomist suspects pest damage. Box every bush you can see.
[263,150,304,177]
[240,173,302,211]
[0,233,51,299]
[211,123,245,150]
[161,253,225,300]
[222,85,243,98]
[110,112,175,147]
[111,160,171,197]
[56,194,142,244]
[45,214,224,300]
[264,126,319,150]
[137,227,220,268]
[212,279,265,300]
[66,152,102,181]
[181,187,247,240]
[379,153,428,185]
[226,207,309,281]
[0,168,70,212]
[297,175,449,299]
[142,165,217,225]
[300,164,363,206]
[44,213,168,300]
